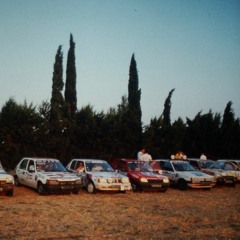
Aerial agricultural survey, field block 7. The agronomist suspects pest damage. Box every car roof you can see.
[112,158,144,162]
[23,157,59,161]
[155,159,188,162]
[71,159,107,163]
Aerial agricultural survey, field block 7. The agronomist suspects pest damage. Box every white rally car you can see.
[14,158,82,195]
[152,159,216,190]
[0,161,14,196]
[66,159,131,193]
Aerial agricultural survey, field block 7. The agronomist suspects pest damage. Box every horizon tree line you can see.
[0,34,239,170]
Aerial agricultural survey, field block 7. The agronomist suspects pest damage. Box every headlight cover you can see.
[122,177,129,183]
[140,177,148,183]
[6,177,14,183]
[98,178,107,183]
[163,178,169,183]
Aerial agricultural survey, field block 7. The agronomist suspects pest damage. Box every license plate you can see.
[151,184,162,188]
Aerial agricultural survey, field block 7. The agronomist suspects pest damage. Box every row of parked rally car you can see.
[0,157,240,196]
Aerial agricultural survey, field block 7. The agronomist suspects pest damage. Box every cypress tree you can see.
[50,46,64,123]
[127,54,142,153]
[162,88,175,127]
[65,34,77,119]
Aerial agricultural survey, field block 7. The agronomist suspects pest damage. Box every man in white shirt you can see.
[137,149,145,160]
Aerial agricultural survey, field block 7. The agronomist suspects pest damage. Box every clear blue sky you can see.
[0,0,239,125]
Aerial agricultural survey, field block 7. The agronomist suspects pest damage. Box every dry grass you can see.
[0,185,240,240]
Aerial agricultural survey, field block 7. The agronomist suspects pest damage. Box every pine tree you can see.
[65,34,77,119]
[50,46,64,123]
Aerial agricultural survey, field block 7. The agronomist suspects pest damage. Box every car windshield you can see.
[128,161,153,172]
[36,160,66,172]
[200,160,220,169]
[86,162,114,172]
[172,161,195,171]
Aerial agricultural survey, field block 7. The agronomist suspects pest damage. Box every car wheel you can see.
[14,176,21,187]
[178,179,187,190]
[87,182,96,194]
[6,190,14,196]
[131,182,139,192]
[37,182,46,195]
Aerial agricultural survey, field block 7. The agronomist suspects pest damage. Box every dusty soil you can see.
[0,185,240,240]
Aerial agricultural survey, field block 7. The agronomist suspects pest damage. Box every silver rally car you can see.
[14,158,82,195]
[66,159,131,193]
[152,159,216,190]
[0,161,14,196]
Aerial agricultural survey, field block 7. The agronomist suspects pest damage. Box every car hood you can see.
[128,171,166,180]
[176,171,214,179]
[37,172,80,181]
[0,170,13,179]
[89,171,126,179]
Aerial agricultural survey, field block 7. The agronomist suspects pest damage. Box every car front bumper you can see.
[0,183,14,193]
[187,181,215,189]
[136,181,170,190]
[44,183,82,193]
[95,183,131,191]
[216,176,237,185]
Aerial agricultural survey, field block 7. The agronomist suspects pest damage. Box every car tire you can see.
[37,182,46,195]
[14,176,21,187]
[87,182,96,194]
[131,182,139,192]
[6,190,14,196]
[178,179,187,190]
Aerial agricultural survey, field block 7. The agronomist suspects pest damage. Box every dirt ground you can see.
[0,184,240,240]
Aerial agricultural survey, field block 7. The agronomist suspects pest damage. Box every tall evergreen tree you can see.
[221,101,238,158]
[65,34,77,119]
[162,88,175,127]
[50,46,64,123]
[127,54,142,154]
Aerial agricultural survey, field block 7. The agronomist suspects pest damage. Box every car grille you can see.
[147,180,163,184]
[111,178,122,183]
[59,181,76,185]
[192,178,212,183]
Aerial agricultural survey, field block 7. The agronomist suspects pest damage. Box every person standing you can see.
[137,148,145,160]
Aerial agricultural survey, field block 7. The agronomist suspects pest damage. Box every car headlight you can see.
[121,177,129,183]
[46,180,59,185]
[215,173,222,178]
[6,177,14,183]
[140,177,148,183]
[163,178,169,183]
[98,178,107,183]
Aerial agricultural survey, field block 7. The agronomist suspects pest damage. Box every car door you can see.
[162,161,175,182]
[68,160,78,173]
[25,160,38,189]
[16,159,29,185]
